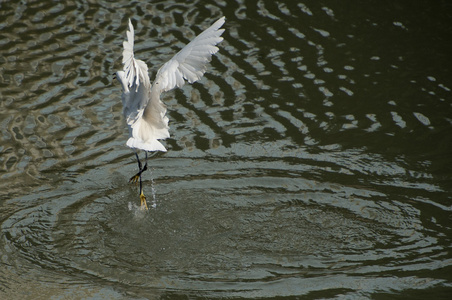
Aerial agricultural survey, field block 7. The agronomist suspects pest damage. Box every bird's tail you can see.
[128,114,169,152]
[126,136,167,152]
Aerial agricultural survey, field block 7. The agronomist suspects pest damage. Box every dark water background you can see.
[1,0,451,299]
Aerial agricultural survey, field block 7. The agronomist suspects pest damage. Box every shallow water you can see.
[1,0,451,299]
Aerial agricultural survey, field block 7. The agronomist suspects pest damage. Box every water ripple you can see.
[1,0,451,298]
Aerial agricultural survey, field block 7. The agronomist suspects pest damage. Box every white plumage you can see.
[116,17,225,152]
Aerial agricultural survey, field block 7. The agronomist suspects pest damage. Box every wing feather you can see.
[153,17,225,93]
[122,19,150,90]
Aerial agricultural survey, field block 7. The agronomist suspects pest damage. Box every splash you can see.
[148,168,157,209]
[127,202,147,218]
[127,167,157,215]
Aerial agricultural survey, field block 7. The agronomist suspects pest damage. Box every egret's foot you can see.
[140,191,148,210]
[129,163,148,185]
[129,173,140,185]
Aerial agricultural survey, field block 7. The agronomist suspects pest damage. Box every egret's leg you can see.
[139,151,149,210]
[143,151,148,173]
[129,152,147,184]
[139,173,148,210]
[129,152,148,210]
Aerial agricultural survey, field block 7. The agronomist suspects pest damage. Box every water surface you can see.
[1,0,451,299]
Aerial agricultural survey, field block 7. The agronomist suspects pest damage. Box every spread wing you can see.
[153,17,225,93]
[122,19,150,90]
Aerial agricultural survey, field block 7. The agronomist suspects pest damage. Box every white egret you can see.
[116,17,225,210]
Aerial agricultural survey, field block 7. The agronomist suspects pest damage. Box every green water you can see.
[1,0,451,298]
